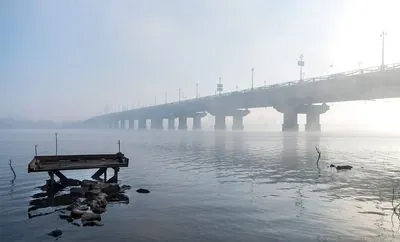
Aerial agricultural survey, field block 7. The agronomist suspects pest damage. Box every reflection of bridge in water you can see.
[83,63,400,132]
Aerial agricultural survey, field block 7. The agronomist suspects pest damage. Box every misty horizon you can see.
[1,0,400,132]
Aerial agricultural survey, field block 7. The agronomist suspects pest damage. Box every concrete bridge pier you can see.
[138,119,147,130]
[178,116,188,130]
[214,115,226,130]
[192,112,207,130]
[193,116,201,130]
[129,120,135,129]
[151,118,163,129]
[304,103,329,132]
[274,103,329,132]
[232,109,250,130]
[168,118,175,130]
[274,105,299,132]
[115,120,121,129]
[282,111,298,132]
[120,120,126,129]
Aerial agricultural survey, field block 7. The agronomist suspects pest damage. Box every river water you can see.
[1,129,400,241]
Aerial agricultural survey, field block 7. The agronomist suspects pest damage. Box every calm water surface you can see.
[1,130,400,241]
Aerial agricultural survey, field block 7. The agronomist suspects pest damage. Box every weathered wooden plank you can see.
[27,152,129,173]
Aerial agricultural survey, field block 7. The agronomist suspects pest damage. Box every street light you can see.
[217,77,223,95]
[196,82,199,98]
[298,54,304,81]
[380,31,387,69]
[165,92,167,104]
[178,88,181,102]
[251,68,254,90]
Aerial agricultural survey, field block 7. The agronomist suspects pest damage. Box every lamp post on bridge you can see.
[165,92,167,104]
[380,31,387,70]
[196,82,199,98]
[217,77,223,95]
[178,88,181,102]
[251,68,254,90]
[298,54,304,82]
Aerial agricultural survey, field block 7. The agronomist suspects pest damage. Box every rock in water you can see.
[85,189,101,199]
[136,188,150,194]
[70,187,85,197]
[48,229,62,238]
[81,180,98,188]
[336,165,353,170]
[330,164,336,168]
[71,208,85,218]
[81,212,101,222]
[83,220,104,227]
[61,178,81,187]
[101,183,120,195]
[121,185,132,192]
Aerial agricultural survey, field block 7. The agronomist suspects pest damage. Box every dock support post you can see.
[48,171,55,188]
[91,167,107,181]
[107,167,119,183]
[104,168,107,183]
[53,170,68,182]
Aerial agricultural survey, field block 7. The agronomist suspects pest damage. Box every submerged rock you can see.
[71,222,81,227]
[101,183,120,195]
[48,229,62,238]
[61,178,81,187]
[85,189,102,199]
[71,208,85,218]
[81,180,99,188]
[120,185,132,192]
[336,165,353,170]
[70,187,85,197]
[83,220,104,227]
[136,188,150,194]
[330,164,335,168]
[81,212,101,222]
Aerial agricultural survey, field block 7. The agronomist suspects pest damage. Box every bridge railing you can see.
[105,62,400,116]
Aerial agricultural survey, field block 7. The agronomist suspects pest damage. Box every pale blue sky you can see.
[1,0,400,131]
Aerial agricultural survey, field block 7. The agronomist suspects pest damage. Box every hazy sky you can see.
[1,0,400,131]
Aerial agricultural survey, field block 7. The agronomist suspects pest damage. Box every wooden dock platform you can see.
[28,152,129,184]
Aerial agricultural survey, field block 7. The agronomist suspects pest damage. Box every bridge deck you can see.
[28,153,129,172]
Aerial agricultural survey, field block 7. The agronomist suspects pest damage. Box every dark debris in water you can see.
[47,229,62,238]
[136,188,150,194]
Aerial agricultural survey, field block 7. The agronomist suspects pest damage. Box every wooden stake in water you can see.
[35,144,38,156]
[55,132,58,155]
[118,140,121,153]
[9,159,16,180]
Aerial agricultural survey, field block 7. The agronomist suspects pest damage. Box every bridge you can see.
[82,63,400,132]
